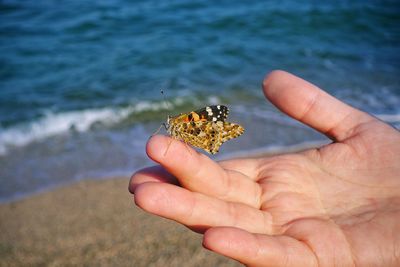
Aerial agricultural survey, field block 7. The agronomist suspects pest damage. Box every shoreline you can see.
[1,139,328,205]
[0,143,326,266]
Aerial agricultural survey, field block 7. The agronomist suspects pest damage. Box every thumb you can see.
[263,70,376,141]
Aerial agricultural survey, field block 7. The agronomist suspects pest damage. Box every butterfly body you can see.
[166,105,244,154]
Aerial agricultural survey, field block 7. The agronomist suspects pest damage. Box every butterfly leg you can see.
[152,123,168,136]
[152,125,163,136]
[163,136,192,156]
[178,132,192,155]
[163,137,174,156]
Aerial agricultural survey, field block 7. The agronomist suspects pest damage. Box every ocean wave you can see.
[0,102,159,155]
[0,108,121,155]
[0,96,221,155]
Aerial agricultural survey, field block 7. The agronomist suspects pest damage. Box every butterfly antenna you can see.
[152,89,171,136]
[161,89,173,129]
[161,89,172,113]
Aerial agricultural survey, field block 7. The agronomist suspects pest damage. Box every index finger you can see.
[146,135,262,208]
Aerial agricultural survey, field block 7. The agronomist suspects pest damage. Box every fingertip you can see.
[203,227,256,257]
[129,168,154,194]
[132,183,153,211]
[203,227,226,250]
[204,227,315,267]
[146,134,195,163]
[133,182,168,214]
[128,168,155,194]
[129,165,176,194]
[133,182,196,224]
[146,135,169,161]
[128,173,137,194]
[262,70,292,100]
[202,227,224,250]
[129,169,150,194]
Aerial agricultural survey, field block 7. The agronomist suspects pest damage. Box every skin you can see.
[129,70,400,267]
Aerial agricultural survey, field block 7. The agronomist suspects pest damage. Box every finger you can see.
[146,135,262,207]
[203,227,317,267]
[133,182,274,234]
[218,157,262,179]
[129,165,177,194]
[263,70,376,141]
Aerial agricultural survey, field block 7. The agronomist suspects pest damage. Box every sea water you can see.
[1,0,399,202]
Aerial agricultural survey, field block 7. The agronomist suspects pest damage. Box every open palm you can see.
[129,71,400,266]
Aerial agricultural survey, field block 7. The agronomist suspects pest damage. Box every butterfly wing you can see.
[175,121,220,154]
[174,120,244,154]
[167,105,243,154]
[194,105,229,122]
[220,122,245,143]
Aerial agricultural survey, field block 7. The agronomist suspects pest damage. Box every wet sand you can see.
[0,177,241,266]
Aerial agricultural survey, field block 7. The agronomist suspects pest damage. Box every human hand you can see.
[129,71,400,267]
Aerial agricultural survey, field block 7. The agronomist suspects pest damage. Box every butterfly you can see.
[164,105,244,154]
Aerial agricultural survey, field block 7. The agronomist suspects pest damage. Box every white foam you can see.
[0,100,170,155]
[0,108,117,155]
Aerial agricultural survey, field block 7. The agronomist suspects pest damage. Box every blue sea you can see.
[1,0,399,202]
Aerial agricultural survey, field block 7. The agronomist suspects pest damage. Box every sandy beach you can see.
[0,177,241,267]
